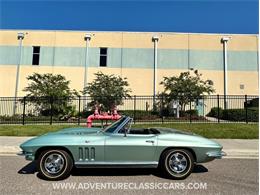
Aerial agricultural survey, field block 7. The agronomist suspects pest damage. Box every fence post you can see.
[217,94,220,123]
[22,97,26,125]
[161,95,164,124]
[133,95,136,124]
[78,96,81,125]
[50,96,53,125]
[189,96,192,123]
[245,95,248,124]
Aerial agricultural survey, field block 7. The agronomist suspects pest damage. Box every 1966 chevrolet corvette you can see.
[19,116,226,180]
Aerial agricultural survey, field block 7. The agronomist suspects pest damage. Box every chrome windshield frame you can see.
[102,116,133,134]
[113,116,133,134]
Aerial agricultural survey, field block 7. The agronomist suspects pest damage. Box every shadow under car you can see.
[18,161,208,180]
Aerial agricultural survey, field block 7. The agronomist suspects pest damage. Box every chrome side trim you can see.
[207,151,227,159]
[85,147,89,161]
[75,161,158,168]
[79,147,83,161]
[17,151,25,156]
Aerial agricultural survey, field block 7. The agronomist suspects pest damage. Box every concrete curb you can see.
[223,149,259,159]
[0,146,20,154]
[0,137,258,159]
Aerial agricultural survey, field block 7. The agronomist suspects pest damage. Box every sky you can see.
[0,0,259,34]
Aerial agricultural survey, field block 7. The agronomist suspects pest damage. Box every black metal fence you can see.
[0,95,258,125]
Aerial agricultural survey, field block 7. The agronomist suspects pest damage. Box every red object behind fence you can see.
[87,108,121,127]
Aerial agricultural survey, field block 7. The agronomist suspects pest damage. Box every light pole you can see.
[83,34,91,109]
[221,37,230,109]
[152,35,159,110]
[13,32,25,115]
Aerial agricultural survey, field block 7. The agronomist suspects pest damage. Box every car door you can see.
[104,133,157,162]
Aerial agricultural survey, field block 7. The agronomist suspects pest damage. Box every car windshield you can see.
[103,117,127,133]
[118,118,133,134]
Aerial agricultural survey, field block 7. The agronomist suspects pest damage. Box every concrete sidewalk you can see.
[213,139,258,159]
[0,136,258,159]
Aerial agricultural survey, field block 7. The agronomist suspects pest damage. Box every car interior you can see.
[118,128,160,135]
[129,128,160,135]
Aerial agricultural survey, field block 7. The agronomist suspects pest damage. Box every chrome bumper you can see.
[17,151,25,156]
[206,151,227,159]
[17,151,34,161]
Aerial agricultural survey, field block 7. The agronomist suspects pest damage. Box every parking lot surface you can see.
[0,156,258,195]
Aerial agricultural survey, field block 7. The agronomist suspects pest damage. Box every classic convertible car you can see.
[19,116,226,180]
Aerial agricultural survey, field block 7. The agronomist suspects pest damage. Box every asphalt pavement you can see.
[0,156,258,195]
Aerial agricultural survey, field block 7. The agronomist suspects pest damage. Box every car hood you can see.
[20,127,104,149]
[54,127,102,135]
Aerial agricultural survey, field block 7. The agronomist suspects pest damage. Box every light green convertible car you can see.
[19,116,226,180]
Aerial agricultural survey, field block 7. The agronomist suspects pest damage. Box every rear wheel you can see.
[37,149,73,180]
[160,149,194,179]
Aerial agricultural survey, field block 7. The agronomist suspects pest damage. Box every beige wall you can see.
[0,30,258,97]
[1,65,258,97]
[0,30,258,51]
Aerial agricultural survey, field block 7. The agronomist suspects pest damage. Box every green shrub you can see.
[179,109,199,117]
[245,98,259,108]
[79,110,95,118]
[79,110,159,120]
[120,109,199,119]
[160,108,170,117]
[222,109,244,121]
[119,110,152,119]
[247,108,259,122]
[207,107,223,118]
[0,115,60,124]
[185,109,199,116]
[0,115,22,122]
[222,109,258,122]
[248,107,258,111]
[207,107,258,122]
[40,105,77,117]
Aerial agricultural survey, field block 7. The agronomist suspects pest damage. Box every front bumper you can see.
[206,151,227,159]
[17,151,34,161]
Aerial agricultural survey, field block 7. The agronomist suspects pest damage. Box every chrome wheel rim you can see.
[44,153,65,174]
[168,152,188,173]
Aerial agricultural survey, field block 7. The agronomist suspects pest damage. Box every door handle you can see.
[85,140,90,143]
[146,140,154,143]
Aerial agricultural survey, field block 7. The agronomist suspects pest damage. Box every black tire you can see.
[37,149,73,180]
[160,149,194,179]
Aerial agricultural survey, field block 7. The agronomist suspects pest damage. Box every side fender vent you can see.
[78,147,95,161]
[90,147,95,161]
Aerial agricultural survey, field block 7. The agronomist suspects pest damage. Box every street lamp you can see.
[152,35,159,110]
[83,33,91,109]
[13,32,25,115]
[221,37,230,109]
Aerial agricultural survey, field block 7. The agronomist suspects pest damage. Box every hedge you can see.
[207,107,258,122]
[118,110,158,120]
[207,107,223,118]
[245,98,259,108]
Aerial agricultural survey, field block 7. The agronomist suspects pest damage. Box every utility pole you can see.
[152,35,159,110]
[221,37,230,109]
[13,32,25,115]
[83,34,91,110]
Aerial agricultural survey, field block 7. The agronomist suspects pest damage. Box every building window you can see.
[32,46,40,65]
[99,47,107,67]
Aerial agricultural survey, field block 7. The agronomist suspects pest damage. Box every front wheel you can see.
[160,149,194,179]
[37,149,73,180]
